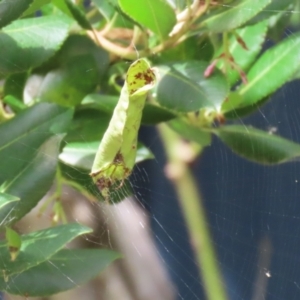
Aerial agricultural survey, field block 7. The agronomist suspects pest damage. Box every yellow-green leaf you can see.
[91,59,156,199]
[5,227,21,261]
[118,0,176,40]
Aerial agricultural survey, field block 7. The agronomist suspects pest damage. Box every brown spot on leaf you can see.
[113,151,124,164]
[143,73,154,84]
[96,177,112,191]
[135,72,143,80]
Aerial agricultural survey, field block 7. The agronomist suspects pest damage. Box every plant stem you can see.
[90,0,208,60]
[222,32,230,75]
[159,124,228,300]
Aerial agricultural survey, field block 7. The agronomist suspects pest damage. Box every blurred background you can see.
[138,79,300,300]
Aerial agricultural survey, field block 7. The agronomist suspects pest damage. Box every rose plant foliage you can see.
[0,0,299,297]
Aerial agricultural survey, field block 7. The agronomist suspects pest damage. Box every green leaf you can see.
[0,103,73,184]
[118,0,176,40]
[106,0,138,28]
[0,248,120,296]
[0,106,71,223]
[52,0,73,17]
[199,0,271,33]
[65,0,93,30]
[141,103,177,124]
[291,67,300,82]
[0,0,34,28]
[0,135,65,226]
[5,228,21,251]
[0,15,72,74]
[0,223,92,278]
[156,36,214,64]
[0,193,19,211]
[216,21,268,85]
[155,61,229,112]
[81,94,176,125]
[247,0,295,25]
[92,0,115,21]
[60,141,105,170]
[214,125,300,164]
[37,58,98,107]
[221,92,243,114]
[60,162,132,203]
[90,59,156,199]
[82,95,126,114]
[168,118,211,147]
[60,162,101,199]
[267,8,294,41]
[22,0,52,16]
[55,35,109,78]
[38,35,109,107]
[4,73,27,100]
[238,32,300,106]
[224,97,269,119]
[135,143,155,163]
[65,109,111,143]
[59,141,154,170]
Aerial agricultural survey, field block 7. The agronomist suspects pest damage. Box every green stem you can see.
[159,124,228,300]
[39,167,69,224]
[86,7,98,21]
[53,201,67,225]
[101,12,118,34]
[62,178,96,202]
[222,32,230,74]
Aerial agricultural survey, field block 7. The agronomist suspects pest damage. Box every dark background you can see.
[137,80,300,300]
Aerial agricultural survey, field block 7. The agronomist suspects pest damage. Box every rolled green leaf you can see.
[90,59,156,199]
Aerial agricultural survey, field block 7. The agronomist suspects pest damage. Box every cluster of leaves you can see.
[0,0,300,297]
